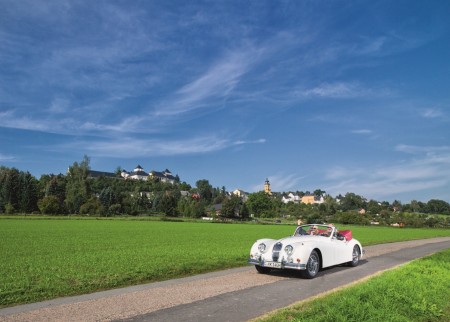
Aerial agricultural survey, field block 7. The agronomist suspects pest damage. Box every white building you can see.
[149,169,176,184]
[282,192,301,204]
[121,165,149,181]
[232,189,249,202]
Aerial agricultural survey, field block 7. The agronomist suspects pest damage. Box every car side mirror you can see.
[337,235,345,241]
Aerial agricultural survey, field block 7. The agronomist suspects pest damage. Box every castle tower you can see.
[264,178,272,194]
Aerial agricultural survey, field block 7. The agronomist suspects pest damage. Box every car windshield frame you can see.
[294,224,336,238]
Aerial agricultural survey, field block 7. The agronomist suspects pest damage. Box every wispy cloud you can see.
[0,153,15,162]
[47,134,265,158]
[249,173,305,193]
[324,145,450,201]
[233,139,266,145]
[87,137,228,157]
[295,82,391,99]
[152,47,260,118]
[351,129,373,135]
[420,108,444,119]
[395,144,450,155]
[355,36,387,55]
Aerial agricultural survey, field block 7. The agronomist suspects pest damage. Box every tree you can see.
[19,171,39,213]
[339,193,366,211]
[79,197,102,215]
[409,200,422,213]
[321,195,337,216]
[44,174,66,205]
[178,181,192,191]
[195,201,207,218]
[240,203,250,219]
[221,195,242,217]
[65,156,91,214]
[0,167,20,213]
[313,189,325,197]
[38,195,62,215]
[0,168,40,214]
[367,200,381,214]
[427,199,450,215]
[196,179,213,202]
[246,191,274,217]
[99,187,117,211]
[159,193,178,216]
[392,200,402,212]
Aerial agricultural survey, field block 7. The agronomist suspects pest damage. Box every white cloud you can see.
[250,173,305,193]
[86,137,229,157]
[420,108,444,119]
[324,145,450,201]
[48,98,70,113]
[233,139,266,145]
[356,36,387,55]
[0,153,15,161]
[351,129,372,135]
[296,82,391,99]
[395,144,450,155]
[153,47,258,117]
[47,134,265,158]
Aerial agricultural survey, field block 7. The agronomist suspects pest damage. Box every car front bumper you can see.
[248,258,306,270]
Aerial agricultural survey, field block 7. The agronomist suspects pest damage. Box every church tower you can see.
[264,178,272,195]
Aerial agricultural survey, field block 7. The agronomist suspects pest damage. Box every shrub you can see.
[38,196,62,215]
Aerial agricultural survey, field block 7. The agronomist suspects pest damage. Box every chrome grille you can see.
[272,242,282,261]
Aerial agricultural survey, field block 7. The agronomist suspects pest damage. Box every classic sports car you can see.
[248,224,363,278]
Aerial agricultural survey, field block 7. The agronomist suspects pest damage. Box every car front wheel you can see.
[301,250,320,279]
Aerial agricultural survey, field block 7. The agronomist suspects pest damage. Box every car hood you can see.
[273,235,325,245]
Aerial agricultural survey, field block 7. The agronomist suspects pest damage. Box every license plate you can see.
[265,261,281,268]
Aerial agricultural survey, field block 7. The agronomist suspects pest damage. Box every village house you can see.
[281,192,301,204]
[232,189,249,202]
[301,194,325,205]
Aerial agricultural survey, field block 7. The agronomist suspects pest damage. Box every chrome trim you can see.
[248,258,306,270]
[272,242,282,261]
[283,262,306,270]
[248,258,260,265]
[273,242,283,251]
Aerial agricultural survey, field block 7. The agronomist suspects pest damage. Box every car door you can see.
[329,235,352,265]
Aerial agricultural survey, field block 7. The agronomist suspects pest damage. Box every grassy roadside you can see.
[1,218,449,307]
[255,248,450,322]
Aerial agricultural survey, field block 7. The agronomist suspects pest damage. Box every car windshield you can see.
[294,224,336,237]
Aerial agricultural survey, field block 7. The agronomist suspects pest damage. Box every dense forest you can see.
[1,156,449,228]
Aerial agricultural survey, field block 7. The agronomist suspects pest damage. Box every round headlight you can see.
[258,243,267,253]
[284,245,294,255]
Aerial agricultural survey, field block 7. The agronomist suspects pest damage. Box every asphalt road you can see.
[120,239,450,322]
[1,238,449,322]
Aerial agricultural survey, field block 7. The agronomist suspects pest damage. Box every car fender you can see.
[290,242,317,267]
[249,238,276,254]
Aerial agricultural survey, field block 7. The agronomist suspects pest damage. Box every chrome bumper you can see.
[248,258,306,270]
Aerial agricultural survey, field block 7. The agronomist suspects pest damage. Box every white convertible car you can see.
[248,224,363,278]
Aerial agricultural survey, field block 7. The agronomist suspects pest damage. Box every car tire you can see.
[301,250,320,279]
[348,245,361,267]
[255,265,271,274]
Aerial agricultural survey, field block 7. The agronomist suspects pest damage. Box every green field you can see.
[257,248,450,322]
[1,218,449,307]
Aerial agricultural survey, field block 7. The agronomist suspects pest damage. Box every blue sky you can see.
[1,0,449,203]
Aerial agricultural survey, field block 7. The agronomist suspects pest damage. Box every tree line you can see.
[0,157,449,228]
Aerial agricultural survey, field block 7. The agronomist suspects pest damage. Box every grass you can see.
[255,248,450,322]
[335,224,450,246]
[0,218,449,307]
